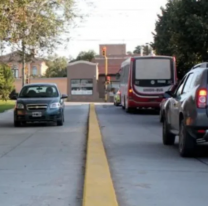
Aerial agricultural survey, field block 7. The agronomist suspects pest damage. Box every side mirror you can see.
[115,73,120,80]
[61,94,68,99]
[163,91,173,99]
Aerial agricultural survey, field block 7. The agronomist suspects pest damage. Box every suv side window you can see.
[174,76,187,96]
[182,73,194,94]
[176,83,184,96]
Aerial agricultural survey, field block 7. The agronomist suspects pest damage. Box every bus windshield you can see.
[134,58,173,86]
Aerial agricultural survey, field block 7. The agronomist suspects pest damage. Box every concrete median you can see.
[82,103,118,206]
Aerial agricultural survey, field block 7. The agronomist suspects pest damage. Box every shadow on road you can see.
[134,109,160,115]
[167,143,208,158]
[0,122,55,128]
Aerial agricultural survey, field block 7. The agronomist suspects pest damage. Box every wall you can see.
[9,60,47,77]
[99,44,126,55]
[14,78,67,94]
[67,61,101,102]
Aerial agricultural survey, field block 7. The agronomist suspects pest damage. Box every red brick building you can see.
[12,44,140,102]
[93,44,139,98]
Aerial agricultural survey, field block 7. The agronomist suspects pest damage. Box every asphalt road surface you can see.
[0,103,89,206]
[96,104,208,206]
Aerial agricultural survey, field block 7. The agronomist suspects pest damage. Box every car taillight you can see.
[197,89,207,108]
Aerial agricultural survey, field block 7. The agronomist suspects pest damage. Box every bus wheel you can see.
[122,97,125,109]
[125,106,134,113]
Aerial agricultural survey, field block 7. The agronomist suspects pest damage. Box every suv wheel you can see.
[14,120,21,127]
[179,120,196,157]
[125,106,134,113]
[57,114,64,126]
[162,116,175,145]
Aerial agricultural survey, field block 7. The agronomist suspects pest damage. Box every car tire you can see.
[162,117,175,145]
[160,111,164,123]
[14,120,21,127]
[57,114,64,126]
[179,120,196,157]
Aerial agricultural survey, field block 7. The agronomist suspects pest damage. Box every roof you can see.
[0,51,46,63]
[68,60,98,67]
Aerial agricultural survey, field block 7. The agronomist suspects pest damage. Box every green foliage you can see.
[75,50,96,62]
[0,0,75,50]
[0,63,14,101]
[133,45,152,55]
[0,0,75,85]
[0,100,15,113]
[45,56,68,77]
[152,0,208,79]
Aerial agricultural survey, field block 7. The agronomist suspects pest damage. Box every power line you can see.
[70,38,145,41]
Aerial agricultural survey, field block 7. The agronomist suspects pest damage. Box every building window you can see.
[32,66,37,75]
[71,79,93,95]
[12,65,19,78]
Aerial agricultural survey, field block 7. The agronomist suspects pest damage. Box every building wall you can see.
[98,75,119,98]
[67,61,101,102]
[99,44,126,55]
[14,76,118,102]
[8,61,47,78]
[40,62,48,76]
[14,78,67,94]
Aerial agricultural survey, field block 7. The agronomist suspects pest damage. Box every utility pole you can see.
[140,46,143,56]
[102,47,108,102]
[22,41,26,87]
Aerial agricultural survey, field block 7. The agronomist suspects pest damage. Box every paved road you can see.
[0,104,89,206]
[96,104,208,206]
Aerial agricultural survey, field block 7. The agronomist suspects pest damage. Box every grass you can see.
[0,100,15,113]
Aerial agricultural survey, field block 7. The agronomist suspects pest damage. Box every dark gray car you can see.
[13,83,68,127]
[162,62,208,157]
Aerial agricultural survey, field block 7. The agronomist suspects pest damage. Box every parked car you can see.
[162,62,208,157]
[13,83,68,127]
[114,90,121,106]
[159,82,179,122]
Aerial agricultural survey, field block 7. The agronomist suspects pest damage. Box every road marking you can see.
[83,104,118,206]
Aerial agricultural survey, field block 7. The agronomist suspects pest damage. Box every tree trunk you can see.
[22,41,25,87]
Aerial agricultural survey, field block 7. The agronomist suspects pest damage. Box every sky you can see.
[2,0,168,59]
[54,0,168,59]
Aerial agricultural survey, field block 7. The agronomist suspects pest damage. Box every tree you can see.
[45,56,68,77]
[127,51,133,55]
[76,50,96,62]
[133,45,152,55]
[0,0,75,86]
[152,0,208,78]
[0,63,14,101]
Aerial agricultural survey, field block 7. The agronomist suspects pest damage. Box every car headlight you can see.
[50,102,60,109]
[16,103,24,109]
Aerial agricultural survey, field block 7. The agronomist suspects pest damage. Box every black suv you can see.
[162,62,208,157]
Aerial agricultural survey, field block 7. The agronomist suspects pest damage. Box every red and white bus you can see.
[119,55,177,112]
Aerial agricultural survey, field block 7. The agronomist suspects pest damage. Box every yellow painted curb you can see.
[82,104,118,206]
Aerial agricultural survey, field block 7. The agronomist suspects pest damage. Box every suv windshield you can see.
[19,85,59,98]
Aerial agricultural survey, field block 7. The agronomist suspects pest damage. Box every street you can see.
[96,104,208,206]
[1,103,208,206]
[0,104,88,206]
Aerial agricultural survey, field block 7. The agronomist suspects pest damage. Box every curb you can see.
[82,104,118,206]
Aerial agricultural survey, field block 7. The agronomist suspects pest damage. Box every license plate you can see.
[32,112,42,117]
